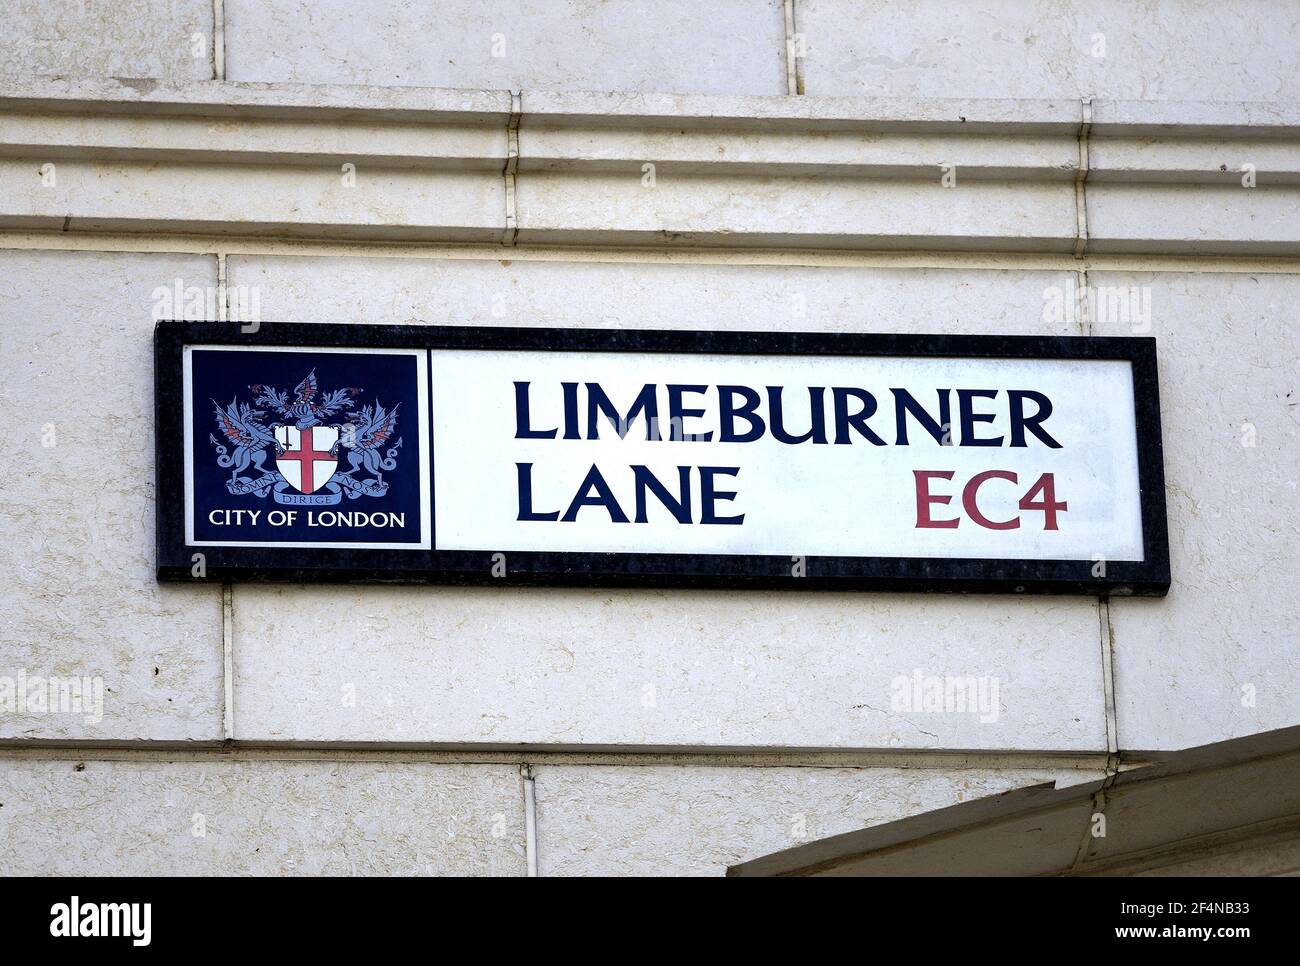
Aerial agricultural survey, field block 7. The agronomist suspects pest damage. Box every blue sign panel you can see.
[184,345,430,549]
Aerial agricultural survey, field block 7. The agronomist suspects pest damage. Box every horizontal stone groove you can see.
[2,89,1289,174]
[6,118,1296,186]
[7,79,1300,135]
[3,82,1297,172]
[1,80,1296,254]
[0,739,1117,770]
[4,230,1300,274]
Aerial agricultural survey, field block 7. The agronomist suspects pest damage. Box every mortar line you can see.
[502,90,521,246]
[1068,760,1120,872]
[212,0,226,81]
[1073,97,1092,260]
[217,249,234,742]
[216,250,227,321]
[521,763,539,876]
[0,742,1115,770]
[783,0,804,96]
[1072,97,1093,337]
[1076,267,1091,335]
[1070,601,1120,872]
[221,583,234,741]
[1100,599,1119,757]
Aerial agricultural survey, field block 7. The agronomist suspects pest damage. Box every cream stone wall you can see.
[0,251,224,742]
[0,1,1296,875]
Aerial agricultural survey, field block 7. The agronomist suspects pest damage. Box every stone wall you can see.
[0,1,1295,874]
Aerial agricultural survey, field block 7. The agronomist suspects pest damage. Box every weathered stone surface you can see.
[0,77,514,121]
[514,172,1076,250]
[0,160,504,242]
[519,124,1077,179]
[1092,271,1300,749]
[228,254,1082,335]
[0,251,223,740]
[532,764,1106,875]
[799,0,1300,102]
[1088,184,1300,256]
[233,585,1106,750]
[0,111,510,168]
[0,758,526,875]
[225,0,788,96]
[0,0,213,82]
[1129,836,1300,876]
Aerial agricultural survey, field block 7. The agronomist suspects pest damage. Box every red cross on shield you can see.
[274,425,339,494]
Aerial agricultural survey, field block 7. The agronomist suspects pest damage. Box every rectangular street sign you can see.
[156,321,1169,595]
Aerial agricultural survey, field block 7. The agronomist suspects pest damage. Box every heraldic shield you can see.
[274,424,339,495]
[195,351,420,540]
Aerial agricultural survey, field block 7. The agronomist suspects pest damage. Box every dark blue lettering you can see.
[699,466,744,525]
[516,463,560,520]
[514,382,557,439]
[632,465,692,523]
[891,388,952,446]
[832,387,886,445]
[1008,390,1062,448]
[957,388,1003,446]
[561,464,630,523]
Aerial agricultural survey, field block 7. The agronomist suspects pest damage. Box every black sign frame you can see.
[156,320,1170,596]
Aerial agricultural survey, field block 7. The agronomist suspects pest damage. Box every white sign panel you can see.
[158,322,1168,594]
[430,350,1144,562]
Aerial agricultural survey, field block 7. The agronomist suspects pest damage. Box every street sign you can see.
[156,321,1169,594]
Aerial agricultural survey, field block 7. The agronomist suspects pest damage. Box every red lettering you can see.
[962,470,1021,530]
[1018,472,1068,530]
[915,470,1068,531]
[914,470,959,528]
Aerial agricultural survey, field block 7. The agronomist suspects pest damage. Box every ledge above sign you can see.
[155,321,1169,596]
